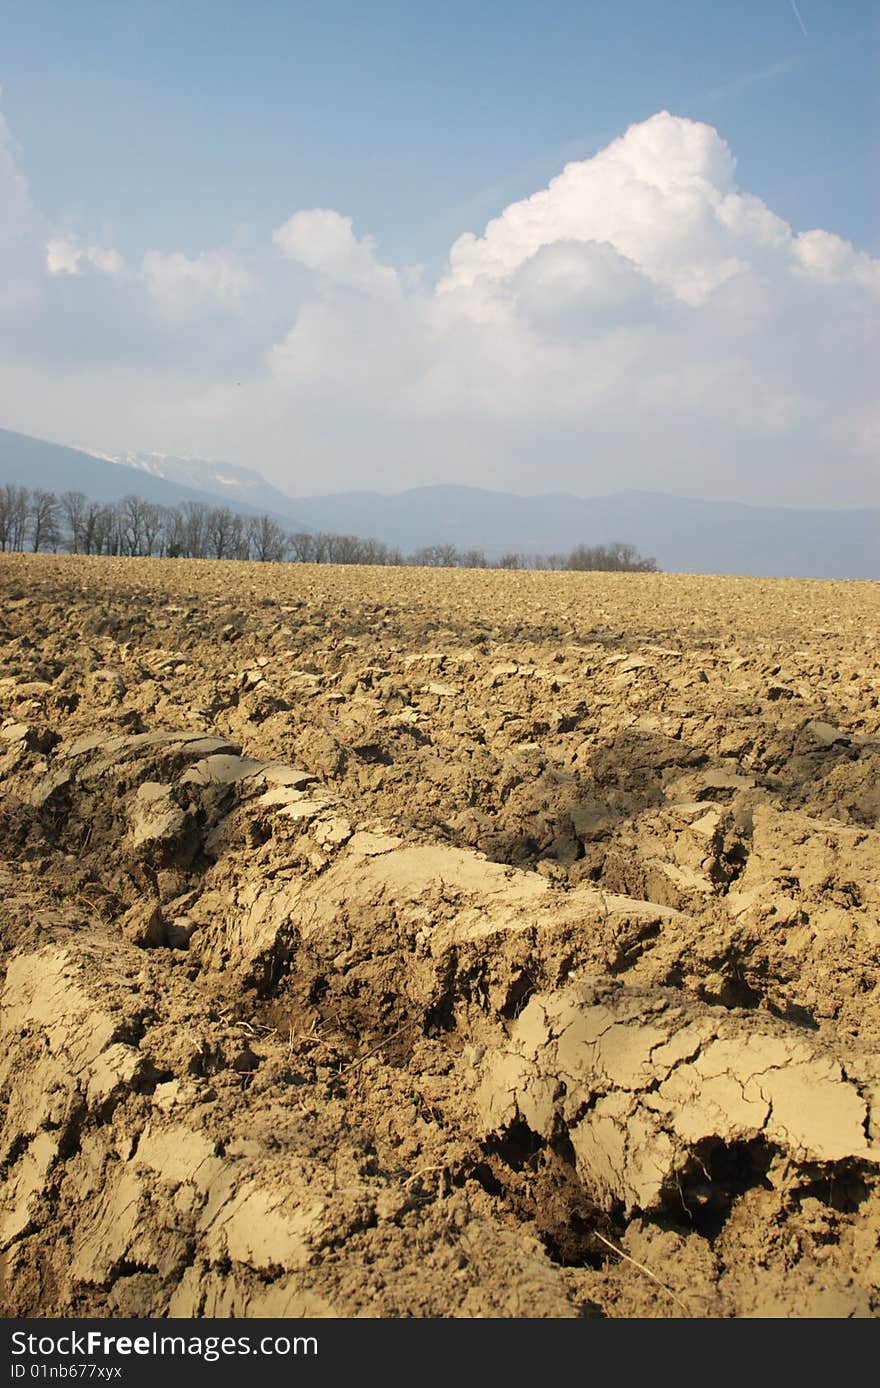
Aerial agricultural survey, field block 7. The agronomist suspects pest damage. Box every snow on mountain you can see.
[82,449,303,518]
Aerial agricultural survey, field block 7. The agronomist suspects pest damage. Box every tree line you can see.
[0,484,659,572]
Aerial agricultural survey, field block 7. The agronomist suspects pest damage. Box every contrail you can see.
[789,0,808,38]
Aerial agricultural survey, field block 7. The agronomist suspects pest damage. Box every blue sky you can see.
[4,0,877,265]
[0,1,877,504]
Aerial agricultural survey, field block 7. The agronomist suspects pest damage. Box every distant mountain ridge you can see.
[0,427,876,578]
[0,429,302,530]
[281,483,878,580]
[98,450,299,518]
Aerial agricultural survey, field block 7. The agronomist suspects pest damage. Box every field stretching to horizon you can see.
[1,552,879,1318]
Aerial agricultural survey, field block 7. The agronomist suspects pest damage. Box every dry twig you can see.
[593,1231,691,1317]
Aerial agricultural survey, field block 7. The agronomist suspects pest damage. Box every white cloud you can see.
[0,103,877,507]
[141,247,257,319]
[793,227,880,293]
[273,209,398,293]
[437,110,880,320]
[47,236,124,277]
[440,111,753,306]
[46,238,82,276]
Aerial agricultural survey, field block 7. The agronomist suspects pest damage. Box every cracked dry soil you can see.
[1,553,879,1319]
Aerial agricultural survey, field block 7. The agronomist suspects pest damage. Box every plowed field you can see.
[1,553,879,1318]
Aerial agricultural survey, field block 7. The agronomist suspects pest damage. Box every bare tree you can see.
[163,506,185,557]
[181,502,210,559]
[228,512,248,560]
[207,506,238,559]
[141,503,166,557]
[459,549,488,569]
[60,491,88,553]
[288,531,317,562]
[566,541,658,573]
[0,484,30,552]
[410,543,460,568]
[325,533,366,564]
[10,487,29,551]
[311,532,333,564]
[91,504,120,555]
[247,514,288,562]
[119,494,148,556]
[29,490,61,553]
[80,501,103,555]
[360,538,402,566]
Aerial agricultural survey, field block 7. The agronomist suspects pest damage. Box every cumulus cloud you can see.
[273,209,398,293]
[439,110,877,318]
[792,227,880,292]
[141,247,257,319]
[441,112,754,306]
[47,236,124,277]
[0,103,877,506]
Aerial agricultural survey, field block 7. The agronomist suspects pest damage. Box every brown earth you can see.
[1,552,879,1319]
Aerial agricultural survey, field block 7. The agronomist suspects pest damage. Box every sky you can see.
[0,0,877,506]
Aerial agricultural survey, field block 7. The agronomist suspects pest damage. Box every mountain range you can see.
[0,427,876,579]
[0,428,290,523]
[88,449,299,519]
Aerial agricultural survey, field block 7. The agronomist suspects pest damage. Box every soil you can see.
[1,552,879,1319]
